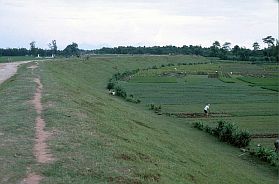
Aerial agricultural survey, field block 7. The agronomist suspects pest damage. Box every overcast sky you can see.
[0,0,278,49]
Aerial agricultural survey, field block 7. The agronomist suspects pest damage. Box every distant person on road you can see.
[204,104,210,117]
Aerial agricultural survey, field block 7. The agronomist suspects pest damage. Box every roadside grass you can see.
[0,63,37,183]
[34,56,278,183]
[0,56,36,63]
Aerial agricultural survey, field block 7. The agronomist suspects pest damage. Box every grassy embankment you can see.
[0,55,277,183]
[0,63,37,183]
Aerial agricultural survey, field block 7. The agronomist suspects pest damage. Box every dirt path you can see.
[0,61,30,84]
[33,77,54,163]
[15,63,54,184]
[0,61,54,184]
[23,76,54,184]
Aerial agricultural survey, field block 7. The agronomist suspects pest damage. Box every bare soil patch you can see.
[251,134,278,138]
[32,78,54,163]
[22,173,42,184]
[164,112,231,118]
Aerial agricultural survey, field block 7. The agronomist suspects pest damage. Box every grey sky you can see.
[0,0,277,49]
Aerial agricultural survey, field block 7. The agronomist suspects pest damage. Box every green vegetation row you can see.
[107,69,141,103]
[193,121,278,167]
[193,121,251,148]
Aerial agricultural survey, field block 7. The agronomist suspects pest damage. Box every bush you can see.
[232,130,251,147]
[193,122,204,130]
[195,120,251,148]
[149,104,161,113]
[107,81,115,90]
[149,103,155,110]
[204,125,213,134]
[193,121,275,167]
[250,147,278,167]
[114,85,127,98]
[213,121,251,147]
[154,105,161,113]
[126,96,141,104]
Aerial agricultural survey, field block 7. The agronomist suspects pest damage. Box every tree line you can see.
[0,40,80,57]
[94,36,278,62]
[0,36,278,62]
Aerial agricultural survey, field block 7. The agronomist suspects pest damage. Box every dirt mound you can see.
[251,134,278,138]
[165,112,231,118]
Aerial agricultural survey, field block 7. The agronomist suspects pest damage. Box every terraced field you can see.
[120,61,279,148]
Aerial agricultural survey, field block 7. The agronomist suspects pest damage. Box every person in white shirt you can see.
[204,104,210,117]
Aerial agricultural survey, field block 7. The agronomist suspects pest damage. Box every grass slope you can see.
[0,55,277,183]
[0,63,37,183]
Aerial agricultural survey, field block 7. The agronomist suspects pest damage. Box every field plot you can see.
[121,62,279,148]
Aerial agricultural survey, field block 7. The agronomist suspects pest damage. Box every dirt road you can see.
[0,61,30,84]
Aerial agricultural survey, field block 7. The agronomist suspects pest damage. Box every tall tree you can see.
[262,36,275,48]
[30,41,37,56]
[232,45,240,58]
[52,40,57,55]
[210,41,221,57]
[48,40,58,55]
[252,42,260,51]
[63,42,80,57]
[222,42,231,51]
[212,41,221,48]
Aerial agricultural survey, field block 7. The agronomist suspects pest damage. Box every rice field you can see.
[120,61,279,148]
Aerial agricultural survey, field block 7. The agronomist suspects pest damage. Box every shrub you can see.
[196,120,251,148]
[232,130,251,147]
[213,121,251,147]
[149,103,155,110]
[125,95,141,104]
[107,81,115,90]
[154,105,161,113]
[212,120,225,136]
[250,147,279,167]
[193,122,204,130]
[114,85,127,98]
[204,125,213,134]
[149,104,161,113]
[218,122,235,143]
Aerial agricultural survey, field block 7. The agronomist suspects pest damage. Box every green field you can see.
[0,56,34,63]
[0,56,49,63]
[0,55,278,183]
[120,61,279,148]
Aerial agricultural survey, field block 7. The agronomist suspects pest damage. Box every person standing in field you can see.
[204,104,210,117]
